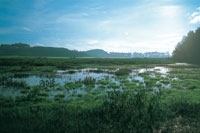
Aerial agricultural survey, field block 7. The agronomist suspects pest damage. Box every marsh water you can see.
[0,67,173,100]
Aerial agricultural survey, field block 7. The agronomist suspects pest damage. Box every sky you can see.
[0,0,200,53]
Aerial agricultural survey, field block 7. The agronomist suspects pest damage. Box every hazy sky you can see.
[0,0,200,53]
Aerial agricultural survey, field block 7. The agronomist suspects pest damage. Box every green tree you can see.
[173,27,200,64]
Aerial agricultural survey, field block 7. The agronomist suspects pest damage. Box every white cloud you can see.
[191,12,200,17]
[87,40,99,45]
[190,16,200,24]
[189,7,200,24]
[35,1,187,53]
[23,27,32,31]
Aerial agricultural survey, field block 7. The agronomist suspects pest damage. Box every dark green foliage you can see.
[0,89,165,133]
[103,90,165,132]
[3,88,199,133]
[0,42,30,48]
[162,98,200,132]
[64,82,82,90]
[173,27,200,64]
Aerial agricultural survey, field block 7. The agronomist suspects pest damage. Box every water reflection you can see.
[0,67,172,99]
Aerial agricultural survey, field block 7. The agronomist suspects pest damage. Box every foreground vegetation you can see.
[0,57,200,132]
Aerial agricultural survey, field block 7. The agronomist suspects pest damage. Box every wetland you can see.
[0,58,200,133]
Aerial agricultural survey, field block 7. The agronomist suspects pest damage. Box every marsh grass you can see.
[115,68,132,76]
[0,76,28,88]
[0,57,200,132]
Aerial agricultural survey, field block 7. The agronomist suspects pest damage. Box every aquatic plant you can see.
[82,77,96,85]
[84,85,94,92]
[64,82,79,90]
[145,79,156,88]
[0,76,28,88]
[56,85,64,90]
[98,80,109,85]
[107,82,119,89]
[115,68,131,76]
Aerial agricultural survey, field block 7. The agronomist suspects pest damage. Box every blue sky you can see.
[0,0,200,53]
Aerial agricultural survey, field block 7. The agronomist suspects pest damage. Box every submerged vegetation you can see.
[0,57,200,132]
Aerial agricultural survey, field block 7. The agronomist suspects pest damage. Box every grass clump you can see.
[115,68,132,76]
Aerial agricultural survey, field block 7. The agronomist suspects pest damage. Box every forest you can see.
[173,27,200,64]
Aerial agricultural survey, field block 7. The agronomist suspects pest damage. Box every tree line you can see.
[173,27,200,64]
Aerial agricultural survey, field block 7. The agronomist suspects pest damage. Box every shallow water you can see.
[2,67,170,86]
[0,66,171,99]
[136,67,170,74]
[14,72,111,86]
[0,86,21,99]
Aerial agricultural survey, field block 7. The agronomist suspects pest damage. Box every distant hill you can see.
[0,43,171,58]
[0,43,88,57]
[86,49,109,58]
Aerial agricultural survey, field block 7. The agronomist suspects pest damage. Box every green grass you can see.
[0,57,174,72]
[0,57,200,132]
